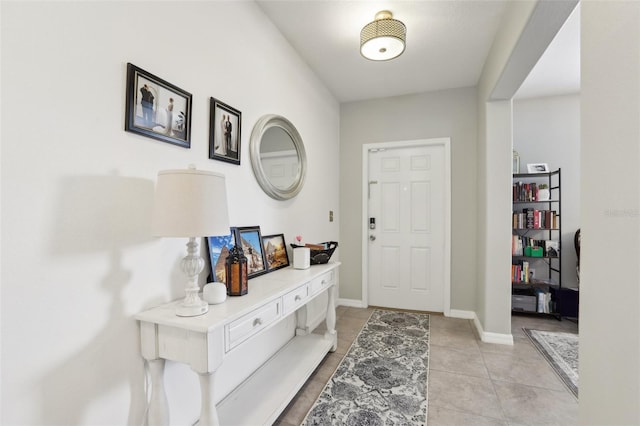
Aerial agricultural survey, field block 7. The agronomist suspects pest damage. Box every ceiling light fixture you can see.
[360,10,406,61]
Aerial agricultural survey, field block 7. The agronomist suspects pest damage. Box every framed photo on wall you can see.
[234,226,267,278]
[262,234,290,272]
[124,63,192,148]
[209,97,242,165]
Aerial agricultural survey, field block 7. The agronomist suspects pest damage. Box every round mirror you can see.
[250,114,307,200]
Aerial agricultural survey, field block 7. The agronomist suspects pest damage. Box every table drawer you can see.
[283,284,309,316]
[225,299,281,352]
[309,270,335,296]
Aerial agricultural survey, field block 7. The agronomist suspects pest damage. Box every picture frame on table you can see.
[124,63,192,148]
[206,230,236,283]
[261,234,290,272]
[527,163,550,173]
[234,226,267,278]
[209,97,242,165]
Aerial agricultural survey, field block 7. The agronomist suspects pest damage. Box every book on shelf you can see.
[511,260,530,283]
[513,182,538,202]
[512,208,558,229]
[534,288,552,313]
[513,181,553,202]
[512,235,558,257]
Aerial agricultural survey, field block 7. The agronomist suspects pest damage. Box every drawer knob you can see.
[253,318,263,327]
[294,295,302,302]
[321,280,327,285]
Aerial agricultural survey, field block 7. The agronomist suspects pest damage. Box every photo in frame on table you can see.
[527,163,550,173]
[124,63,192,148]
[209,97,242,165]
[206,230,236,283]
[234,226,267,278]
[261,234,290,272]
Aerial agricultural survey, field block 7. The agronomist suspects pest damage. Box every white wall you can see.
[1,2,339,425]
[339,87,478,311]
[514,94,581,289]
[580,2,640,423]
[475,0,576,337]
[475,0,538,335]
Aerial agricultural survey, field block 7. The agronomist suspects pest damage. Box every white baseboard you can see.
[337,303,513,345]
[337,298,366,308]
[447,309,476,319]
[473,315,514,345]
[449,309,513,345]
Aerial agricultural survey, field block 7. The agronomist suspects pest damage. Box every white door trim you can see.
[361,138,451,315]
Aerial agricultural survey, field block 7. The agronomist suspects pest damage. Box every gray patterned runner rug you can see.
[523,328,579,398]
[302,309,430,425]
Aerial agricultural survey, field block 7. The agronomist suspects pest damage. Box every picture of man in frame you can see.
[140,84,155,127]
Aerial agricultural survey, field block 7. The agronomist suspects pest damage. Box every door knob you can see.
[369,235,376,241]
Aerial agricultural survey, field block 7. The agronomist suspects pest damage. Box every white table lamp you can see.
[152,166,230,317]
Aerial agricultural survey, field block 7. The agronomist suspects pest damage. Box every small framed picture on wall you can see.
[124,63,192,148]
[209,97,242,165]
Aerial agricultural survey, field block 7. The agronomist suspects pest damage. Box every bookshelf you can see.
[511,168,561,318]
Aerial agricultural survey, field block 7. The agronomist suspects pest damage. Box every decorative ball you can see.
[203,282,227,304]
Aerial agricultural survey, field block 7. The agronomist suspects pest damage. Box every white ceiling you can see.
[256,1,580,103]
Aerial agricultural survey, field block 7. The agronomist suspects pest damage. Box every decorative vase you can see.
[293,247,310,269]
[538,188,550,201]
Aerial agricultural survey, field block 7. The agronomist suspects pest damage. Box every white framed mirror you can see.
[249,114,307,200]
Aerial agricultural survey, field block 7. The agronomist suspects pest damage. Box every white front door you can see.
[367,142,447,312]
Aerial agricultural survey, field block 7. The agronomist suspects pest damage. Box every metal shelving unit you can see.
[511,168,561,318]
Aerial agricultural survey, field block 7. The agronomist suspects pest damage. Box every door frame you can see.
[361,138,452,315]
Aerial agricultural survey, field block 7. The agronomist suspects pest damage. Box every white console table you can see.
[135,262,340,426]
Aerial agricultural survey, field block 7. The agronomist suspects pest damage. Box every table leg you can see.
[198,372,220,426]
[295,304,309,336]
[147,359,169,426]
[325,285,337,351]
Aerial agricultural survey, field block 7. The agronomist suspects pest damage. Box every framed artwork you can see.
[206,230,236,283]
[262,234,290,272]
[234,226,267,278]
[527,163,550,173]
[125,63,192,148]
[209,97,242,165]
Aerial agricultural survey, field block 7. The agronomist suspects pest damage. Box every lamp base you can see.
[176,298,209,317]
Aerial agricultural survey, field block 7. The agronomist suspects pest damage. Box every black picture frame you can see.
[262,234,290,272]
[234,226,267,278]
[125,63,192,148]
[527,163,550,173]
[206,229,236,283]
[209,97,241,165]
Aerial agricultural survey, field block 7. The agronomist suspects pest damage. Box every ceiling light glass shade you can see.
[360,10,406,61]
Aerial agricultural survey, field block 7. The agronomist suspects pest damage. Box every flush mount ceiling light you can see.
[360,10,406,61]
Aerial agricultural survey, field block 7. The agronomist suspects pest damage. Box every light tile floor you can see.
[275,306,578,426]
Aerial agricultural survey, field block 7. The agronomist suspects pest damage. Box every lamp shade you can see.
[360,10,406,61]
[152,168,230,237]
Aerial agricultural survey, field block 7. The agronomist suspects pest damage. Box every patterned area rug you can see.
[524,328,579,398]
[302,310,430,425]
